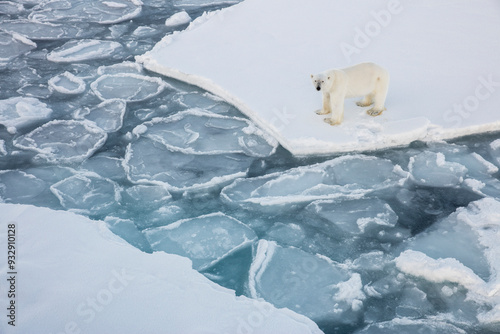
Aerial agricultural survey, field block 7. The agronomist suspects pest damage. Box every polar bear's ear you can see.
[310,74,313,78]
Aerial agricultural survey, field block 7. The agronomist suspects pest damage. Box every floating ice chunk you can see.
[79,155,126,181]
[105,217,152,252]
[489,139,500,167]
[0,170,46,204]
[355,318,466,334]
[0,31,36,64]
[75,99,126,133]
[17,84,53,99]
[222,155,406,209]
[0,97,52,134]
[91,73,167,102]
[50,172,121,216]
[165,11,192,27]
[144,212,257,270]
[47,39,123,63]
[124,137,252,192]
[122,184,172,210]
[248,240,364,322]
[0,1,25,15]
[29,0,142,25]
[265,223,305,248]
[408,151,467,187]
[48,71,86,95]
[97,61,143,75]
[132,26,158,38]
[13,120,107,164]
[0,20,105,41]
[142,109,277,157]
[306,198,398,235]
[395,286,434,318]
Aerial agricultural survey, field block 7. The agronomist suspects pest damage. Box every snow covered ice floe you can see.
[74,99,126,132]
[0,31,36,66]
[141,109,277,157]
[395,198,500,331]
[144,212,257,270]
[47,39,123,63]
[0,204,322,334]
[137,0,500,156]
[48,71,86,95]
[164,11,192,27]
[29,0,143,25]
[249,240,365,323]
[13,120,107,164]
[91,73,168,102]
[0,96,52,134]
[0,1,25,15]
[221,155,407,210]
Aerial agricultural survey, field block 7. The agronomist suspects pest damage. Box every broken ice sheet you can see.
[141,109,277,157]
[91,73,168,102]
[0,20,105,41]
[47,39,123,63]
[124,137,253,192]
[29,0,143,25]
[0,1,25,15]
[74,99,126,133]
[0,96,52,134]
[248,240,365,323]
[143,212,257,270]
[0,31,36,65]
[408,151,467,187]
[13,120,107,164]
[221,155,407,210]
[355,318,467,334]
[79,154,127,181]
[50,172,121,216]
[48,71,86,95]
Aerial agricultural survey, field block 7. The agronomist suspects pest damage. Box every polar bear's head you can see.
[310,73,332,91]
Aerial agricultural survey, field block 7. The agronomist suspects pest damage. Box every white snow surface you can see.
[0,203,323,334]
[137,0,500,156]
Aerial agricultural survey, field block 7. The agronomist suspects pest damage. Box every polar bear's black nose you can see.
[316,86,321,91]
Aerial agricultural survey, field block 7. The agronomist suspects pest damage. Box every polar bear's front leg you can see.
[316,92,331,115]
[324,94,344,126]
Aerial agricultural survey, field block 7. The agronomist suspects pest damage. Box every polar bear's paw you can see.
[367,108,385,116]
[324,118,341,126]
[315,109,330,115]
[356,100,373,107]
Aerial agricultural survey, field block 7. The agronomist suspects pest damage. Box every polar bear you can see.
[311,62,389,125]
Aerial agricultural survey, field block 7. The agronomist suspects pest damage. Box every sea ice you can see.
[489,139,500,167]
[165,11,192,27]
[29,0,142,25]
[47,39,123,63]
[91,73,168,102]
[104,216,152,252]
[48,71,86,95]
[141,109,277,157]
[355,318,466,334]
[221,155,406,209]
[0,1,24,15]
[305,198,398,235]
[248,240,365,322]
[408,151,468,188]
[0,31,36,65]
[50,172,121,216]
[74,99,126,132]
[16,84,53,99]
[13,120,107,164]
[0,140,6,156]
[124,137,253,192]
[96,61,143,75]
[144,212,257,270]
[0,96,52,134]
[396,198,500,329]
[0,170,46,204]
[122,184,172,210]
[0,20,105,40]
[79,154,127,181]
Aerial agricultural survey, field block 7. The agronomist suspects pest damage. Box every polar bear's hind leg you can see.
[367,75,388,117]
[356,94,374,107]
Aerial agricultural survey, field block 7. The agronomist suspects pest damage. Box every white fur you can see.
[311,62,389,125]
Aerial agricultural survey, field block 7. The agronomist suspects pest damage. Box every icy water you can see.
[1,1,500,333]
